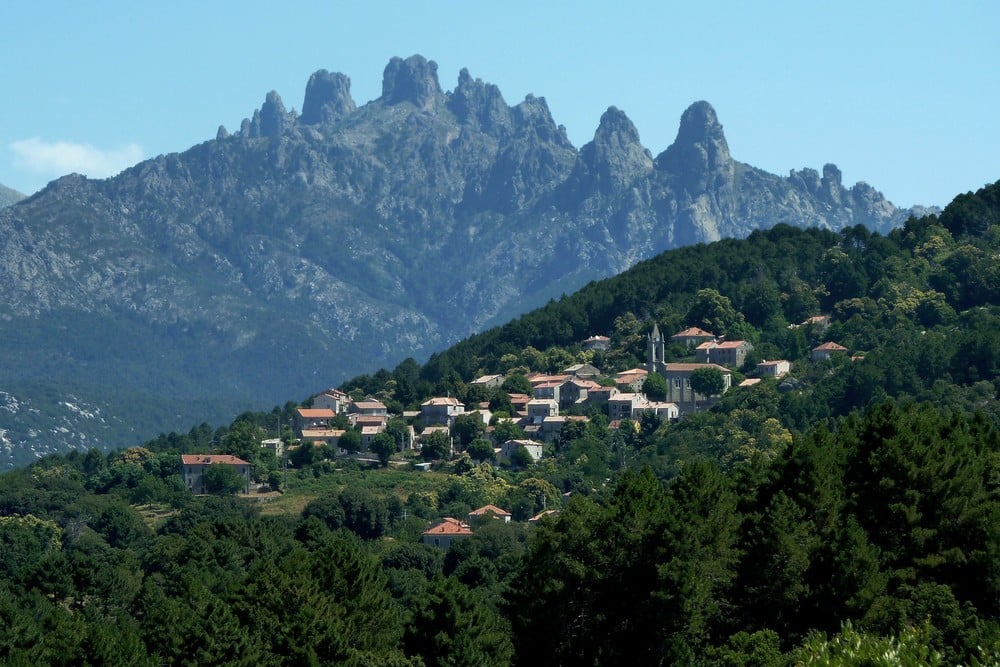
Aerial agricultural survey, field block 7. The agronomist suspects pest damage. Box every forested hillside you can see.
[0,180,998,664]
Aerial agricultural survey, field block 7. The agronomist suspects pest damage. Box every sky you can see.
[2,1,997,208]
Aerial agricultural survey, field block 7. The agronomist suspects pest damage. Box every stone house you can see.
[668,325,717,348]
[181,454,250,494]
[756,359,791,378]
[501,439,544,463]
[294,407,336,436]
[422,518,473,550]
[581,335,610,351]
[468,504,512,524]
[660,363,732,412]
[469,374,504,389]
[421,397,465,427]
[526,398,559,424]
[311,388,349,414]
[812,342,848,362]
[348,399,388,417]
[695,340,754,368]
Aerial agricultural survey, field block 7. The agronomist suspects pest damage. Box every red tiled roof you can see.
[297,408,335,418]
[529,509,559,522]
[422,518,473,536]
[422,397,463,406]
[814,342,848,351]
[351,400,387,409]
[715,340,748,349]
[469,504,511,517]
[672,327,715,338]
[529,374,569,386]
[663,363,731,373]
[181,454,249,465]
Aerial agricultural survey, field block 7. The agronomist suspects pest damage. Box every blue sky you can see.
[3,1,996,208]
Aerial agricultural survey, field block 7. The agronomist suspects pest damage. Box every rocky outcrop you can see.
[0,55,929,466]
[381,55,442,109]
[301,70,355,124]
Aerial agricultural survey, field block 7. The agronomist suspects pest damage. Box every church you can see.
[646,323,733,413]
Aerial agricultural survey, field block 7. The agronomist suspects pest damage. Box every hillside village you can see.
[182,315,852,542]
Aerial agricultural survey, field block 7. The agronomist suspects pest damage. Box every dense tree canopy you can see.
[3,181,1000,664]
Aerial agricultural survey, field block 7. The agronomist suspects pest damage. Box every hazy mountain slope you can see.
[0,183,25,208]
[0,54,930,467]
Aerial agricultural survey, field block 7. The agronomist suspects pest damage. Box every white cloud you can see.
[9,138,144,180]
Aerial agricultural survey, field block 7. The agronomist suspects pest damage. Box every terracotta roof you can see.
[422,518,473,536]
[296,408,336,418]
[470,374,503,384]
[571,379,602,389]
[469,504,511,518]
[715,340,748,349]
[351,400,387,409]
[616,367,649,377]
[529,374,570,386]
[813,342,848,351]
[422,396,463,407]
[319,388,348,398]
[663,363,731,373]
[181,454,249,465]
[529,509,559,523]
[672,327,715,338]
[758,359,789,367]
[353,415,387,425]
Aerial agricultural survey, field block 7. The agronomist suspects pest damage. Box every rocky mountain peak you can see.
[301,70,356,124]
[511,95,571,147]
[381,55,442,109]
[448,68,511,136]
[572,106,653,194]
[656,101,733,192]
[241,91,292,139]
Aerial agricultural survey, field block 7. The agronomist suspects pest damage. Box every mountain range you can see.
[0,54,933,468]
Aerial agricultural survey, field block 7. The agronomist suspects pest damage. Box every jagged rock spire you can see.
[575,106,653,193]
[655,101,733,193]
[301,70,356,124]
[381,55,442,109]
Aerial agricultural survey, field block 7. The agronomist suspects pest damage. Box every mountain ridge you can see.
[0,54,934,467]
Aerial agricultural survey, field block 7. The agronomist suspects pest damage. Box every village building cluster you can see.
[183,319,851,495]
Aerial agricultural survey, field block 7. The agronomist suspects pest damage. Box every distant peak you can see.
[674,101,724,146]
[381,55,442,109]
[595,106,642,144]
[655,101,732,184]
[260,91,288,137]
[301,70,356,124]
